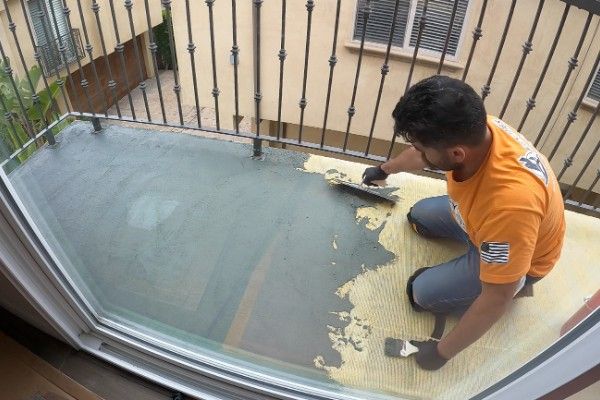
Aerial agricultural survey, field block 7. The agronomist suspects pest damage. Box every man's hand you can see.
[362,165,388,186]
[412,340,448,371]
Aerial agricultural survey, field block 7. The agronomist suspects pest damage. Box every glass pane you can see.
[1,120,402,397]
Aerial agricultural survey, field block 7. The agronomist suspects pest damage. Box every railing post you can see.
[206,0,221,130]
[252,0,263,139]
[91,117,102,133]
[252,138,263,159]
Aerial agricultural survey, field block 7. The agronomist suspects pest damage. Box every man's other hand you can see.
[412,340,448,371]
[362,165,388,186]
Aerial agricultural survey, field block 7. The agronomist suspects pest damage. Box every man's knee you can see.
[407,199,438,237]
[410,272,435,311]
[409,268,480,314]
[406,267,430,312]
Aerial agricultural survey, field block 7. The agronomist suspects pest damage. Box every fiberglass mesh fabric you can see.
[302,155,600,400]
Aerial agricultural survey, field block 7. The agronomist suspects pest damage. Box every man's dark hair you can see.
[392,75,487,148]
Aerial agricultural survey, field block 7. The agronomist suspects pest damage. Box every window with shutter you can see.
[27,0,76,75]
[587,67,600,102]
[353,0,470,58]
[354,0,411,47]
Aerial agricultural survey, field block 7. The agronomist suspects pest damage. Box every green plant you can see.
[153,9,174,70]
[0,58,61,164]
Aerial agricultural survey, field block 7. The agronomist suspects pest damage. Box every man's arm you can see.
[380,146,429,174]
[363,146,428,185]
[437,280,520,359]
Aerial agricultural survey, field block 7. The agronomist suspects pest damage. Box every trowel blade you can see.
[331,178,398,204]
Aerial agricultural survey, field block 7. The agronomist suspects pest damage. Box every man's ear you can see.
[448,146,466,163]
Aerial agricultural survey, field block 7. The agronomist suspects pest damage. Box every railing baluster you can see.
[462,0,487,82]
[437,0,460,75]
[405,0,428,94]
[389,0,429,160]
[564,139,600,201]
[298,0,314,143]
[142,0,167,124]
[91,0,121,118]
[320,0,341,148]
[2,0,55,145]
[276,0,287,140]
[253,0,262,137]
[162,0,184,126]
[107,0,136,120]
[557,99,600,181]
[206,0,221,130]
[60,0,95,115]
[342,0,371,152]
[75,0,110,117]
[18,0,67,117]
[36,3,74,115]
[534,12,593,147]
[480,0,517,101]
[518,3,569,131]
[578,170,600,207]
[499,0,545,119]
[185,0,201,128]
[365,0,401,156]
[549,50,600,161]
[125,0,152,122]
[46,1,83,115]
[230,0,240,133]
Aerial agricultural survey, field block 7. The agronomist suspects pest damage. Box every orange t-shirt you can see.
[446,116,566,284]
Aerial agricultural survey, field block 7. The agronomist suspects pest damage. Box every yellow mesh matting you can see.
[302,155,600,400]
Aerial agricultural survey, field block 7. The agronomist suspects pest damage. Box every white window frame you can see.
[351,0,474,62]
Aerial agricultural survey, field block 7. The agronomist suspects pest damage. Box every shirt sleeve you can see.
[475,209,542,284]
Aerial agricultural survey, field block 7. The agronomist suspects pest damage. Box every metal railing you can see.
[0,0,598,215]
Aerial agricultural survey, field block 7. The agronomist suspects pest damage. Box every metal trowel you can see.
[330,178,399,205]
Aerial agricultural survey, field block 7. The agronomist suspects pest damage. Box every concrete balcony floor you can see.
[6,120,600,399]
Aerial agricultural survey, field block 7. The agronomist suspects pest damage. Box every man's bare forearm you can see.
[380,146,428,174]
[437,283,515,359]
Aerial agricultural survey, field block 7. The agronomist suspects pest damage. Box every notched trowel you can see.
[384,338,419,358]
[330,178,399,205]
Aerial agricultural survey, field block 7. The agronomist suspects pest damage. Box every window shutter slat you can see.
[409,0,469,56]
[50,0,69,38]
[29,0,48,46]
[588,69,600,102]
[353,0,411,48]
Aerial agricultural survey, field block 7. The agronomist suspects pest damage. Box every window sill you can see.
[344,41,465,72]
[582,97,599,111]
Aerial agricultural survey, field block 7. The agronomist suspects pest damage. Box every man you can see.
[362,75,565,370]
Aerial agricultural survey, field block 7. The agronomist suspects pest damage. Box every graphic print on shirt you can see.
[518,150,549,185]
[448,197,467,232]
[480,241,510,264]
[491,118,550,186]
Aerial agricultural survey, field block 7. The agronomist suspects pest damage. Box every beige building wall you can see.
[171,0,599,192]
[0,0,163,103]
